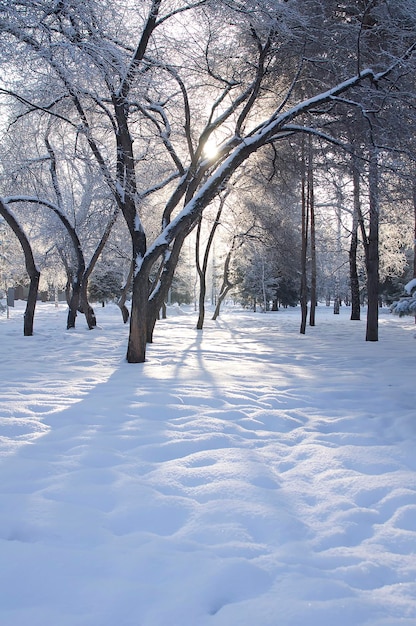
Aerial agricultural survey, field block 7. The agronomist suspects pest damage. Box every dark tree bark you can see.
[413,179,416,279]
[45,136,94,329]
[350,157,361,321]
[6,196,87,330]
[300,141,308,335]
[365,146,380,341]
[0,199,40,336]
[308,138,317,327]
[2,0,404,361]
[117,260,134,324]
[195,197,224,330]
[195,216,206,330]
[78,205,120,329]
[212,239,240,321]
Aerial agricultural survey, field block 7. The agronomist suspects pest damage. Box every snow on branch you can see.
[405,278,416,295]
[141,65,397,272]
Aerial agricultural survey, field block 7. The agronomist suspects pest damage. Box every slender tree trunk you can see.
[117,260,134,324]
[350,157,361,320]
[79,205,120,329]
[195,216,206,330]
[412,178,416,324]
[300,141,308,335]
[196,197,225,330]
[333,193,342,315]
[365,146,379,341]
[45,137,94,329]
[146,229,189,344]
[309,139,317,326]
[413,179,416,278]
[212,244,237,320]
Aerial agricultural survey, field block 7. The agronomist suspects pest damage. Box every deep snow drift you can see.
[0,301,415,626]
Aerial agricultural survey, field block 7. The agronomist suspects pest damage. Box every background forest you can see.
[0,0,416,359]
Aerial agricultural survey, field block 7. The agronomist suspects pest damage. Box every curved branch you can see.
[0,199,40,336]
[4,195,86,329]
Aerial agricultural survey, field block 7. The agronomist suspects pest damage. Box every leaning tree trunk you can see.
[0,199,40,336]
[6,195,88,330]
[79,204,121,329]
[146,229,190,344]
[365,146,379,342]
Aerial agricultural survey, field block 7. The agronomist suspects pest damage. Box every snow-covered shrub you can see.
[390,278,416,317]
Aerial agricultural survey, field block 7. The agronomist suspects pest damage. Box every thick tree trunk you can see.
[127,268,149,363]
[24,271,40,336]
[365,147,379,342]
[79,282,97,330]
[67,281,81,329]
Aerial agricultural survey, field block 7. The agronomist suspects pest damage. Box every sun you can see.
[202,139,219,160]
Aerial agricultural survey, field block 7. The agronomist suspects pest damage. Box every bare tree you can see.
[1,0,414,360]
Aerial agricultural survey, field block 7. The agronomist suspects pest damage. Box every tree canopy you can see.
[0,0,415,359]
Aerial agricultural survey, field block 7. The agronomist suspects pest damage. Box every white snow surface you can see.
[0,301,415,626]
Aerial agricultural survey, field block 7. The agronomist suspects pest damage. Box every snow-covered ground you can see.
[0,301,415,626]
